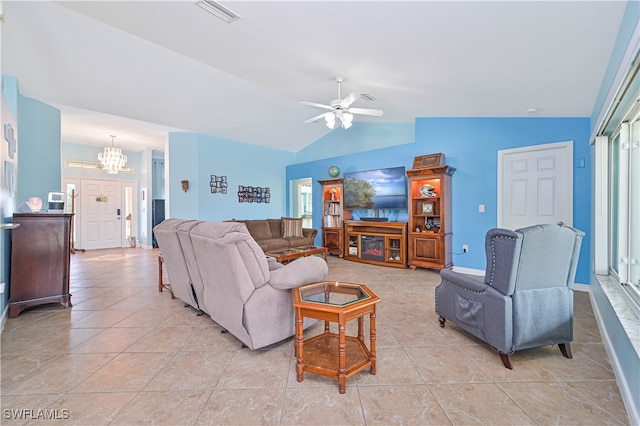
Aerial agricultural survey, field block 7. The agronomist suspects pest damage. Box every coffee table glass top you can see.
[298,281,371,306]
[267,246,320,256]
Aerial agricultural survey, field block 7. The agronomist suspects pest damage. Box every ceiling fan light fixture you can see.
[195,0,241,23]
[325,113,337,129]
[342,112,353,129]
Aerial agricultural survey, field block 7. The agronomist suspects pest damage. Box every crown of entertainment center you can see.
[318,157,455,270]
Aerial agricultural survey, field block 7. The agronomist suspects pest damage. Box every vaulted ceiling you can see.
[1,1,628,152]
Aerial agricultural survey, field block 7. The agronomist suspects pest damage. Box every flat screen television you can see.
[343,166,407,210]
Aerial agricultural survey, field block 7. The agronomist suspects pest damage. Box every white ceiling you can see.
[1,1,627,153]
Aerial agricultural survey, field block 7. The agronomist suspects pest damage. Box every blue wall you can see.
[167,132,295,221]
[287,117,591,284]
[17,96,61,203]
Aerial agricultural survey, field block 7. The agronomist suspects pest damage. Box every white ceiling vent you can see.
[195,1,241,24]
[359,93,377,101]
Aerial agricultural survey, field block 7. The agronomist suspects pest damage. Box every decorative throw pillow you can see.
[281,217,303,238]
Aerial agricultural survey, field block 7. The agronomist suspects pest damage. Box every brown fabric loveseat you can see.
[227,218,318,251]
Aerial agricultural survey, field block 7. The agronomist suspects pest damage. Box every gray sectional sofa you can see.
[154,219,328,350]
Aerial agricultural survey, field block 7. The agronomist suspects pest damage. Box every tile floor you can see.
[1,248,629,425]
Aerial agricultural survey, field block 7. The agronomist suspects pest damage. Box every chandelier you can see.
[98,135,127,175]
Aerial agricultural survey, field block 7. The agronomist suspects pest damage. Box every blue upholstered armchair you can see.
[435,224,584,369]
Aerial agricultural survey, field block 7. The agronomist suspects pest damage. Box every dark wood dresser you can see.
[9,213,73,318]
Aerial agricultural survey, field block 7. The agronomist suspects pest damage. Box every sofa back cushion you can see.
[267,219,282,238]
[281,217,303,238]
[243,220,272,241]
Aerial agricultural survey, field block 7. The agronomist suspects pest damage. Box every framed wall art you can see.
[238,185,270,203]
[210,175,228,194]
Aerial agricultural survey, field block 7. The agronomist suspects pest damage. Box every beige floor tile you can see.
[405,345,492,384]
[195,388,285,425]
[280,386,366,425]
[145,350,235,391]
[69,327,152,354]
[68,310,134,328]
[358,384,451,425]
[0,393,63,426]
[2,353,116,395]
[1,248,630,425]
[110,390,211,425]
[27,392,137,425]
[124,326,198,352]
[498,381,624,425]
[1,353,60,387]
[353,346,424,386]
[430,382,536,425]
[565,380,629,425]
[216,347,291,389]
[71,352,174,392]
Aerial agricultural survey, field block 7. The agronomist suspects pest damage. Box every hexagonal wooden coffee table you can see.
[292,281,380,394]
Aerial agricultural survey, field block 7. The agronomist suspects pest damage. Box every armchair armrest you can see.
[440,269,488,294]
[269,256,328,290]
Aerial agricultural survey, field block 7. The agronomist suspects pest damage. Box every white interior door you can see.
[498,141,573,230]
[81,180,123,249]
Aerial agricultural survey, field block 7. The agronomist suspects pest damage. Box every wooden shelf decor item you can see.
[412,153,444,170]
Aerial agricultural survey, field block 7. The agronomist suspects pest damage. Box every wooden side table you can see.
[157,254,174,298]
[292,281,379,394]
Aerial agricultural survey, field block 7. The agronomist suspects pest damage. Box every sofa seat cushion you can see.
[286,236,310,248]
[281,217,303,238]
[259,238,290,251]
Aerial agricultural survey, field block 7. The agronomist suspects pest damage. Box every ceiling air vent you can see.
[195,1,241,24]
[359,93,377,101]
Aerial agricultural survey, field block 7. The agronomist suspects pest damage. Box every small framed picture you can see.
[423,202,433,214]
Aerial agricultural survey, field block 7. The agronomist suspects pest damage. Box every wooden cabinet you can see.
[318,178,350,256]
[9,213,73,318]
[406,165,455,270]
[344,221,407,268]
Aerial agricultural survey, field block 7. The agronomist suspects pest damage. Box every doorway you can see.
[290,178,313,228]
[497,141,573,229]
[66,178,138,250]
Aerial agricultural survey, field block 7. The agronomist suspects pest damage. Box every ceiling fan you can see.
[301,76,383,129]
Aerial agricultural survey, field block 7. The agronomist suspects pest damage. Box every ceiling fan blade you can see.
[304,112,330,123]
[349,107,384,117]
[340,92,361,109]
[300,101,333,110]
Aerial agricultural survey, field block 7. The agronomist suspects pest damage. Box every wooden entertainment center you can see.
[343,221,407,268]
[319,154,453,270]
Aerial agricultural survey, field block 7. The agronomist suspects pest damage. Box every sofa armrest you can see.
[266,256,284,271]
[269,256,328,290]
[302,228,318,245]
[440,269,488,293]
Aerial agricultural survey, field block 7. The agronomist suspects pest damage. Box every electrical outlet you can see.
[462,245,468,253]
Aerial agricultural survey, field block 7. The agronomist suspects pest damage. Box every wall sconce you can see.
[181,180,189,192]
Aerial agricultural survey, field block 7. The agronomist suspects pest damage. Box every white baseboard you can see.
[588,288,640,426]
[0,304,7,334]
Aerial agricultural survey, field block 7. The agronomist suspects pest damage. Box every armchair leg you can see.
[499,353,513,370]
[559,343,572,359]
[438,316,446,328]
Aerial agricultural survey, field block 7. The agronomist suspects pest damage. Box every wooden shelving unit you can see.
[406,165,455,270]
[318,178,350,256]
[343,220,407,268]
